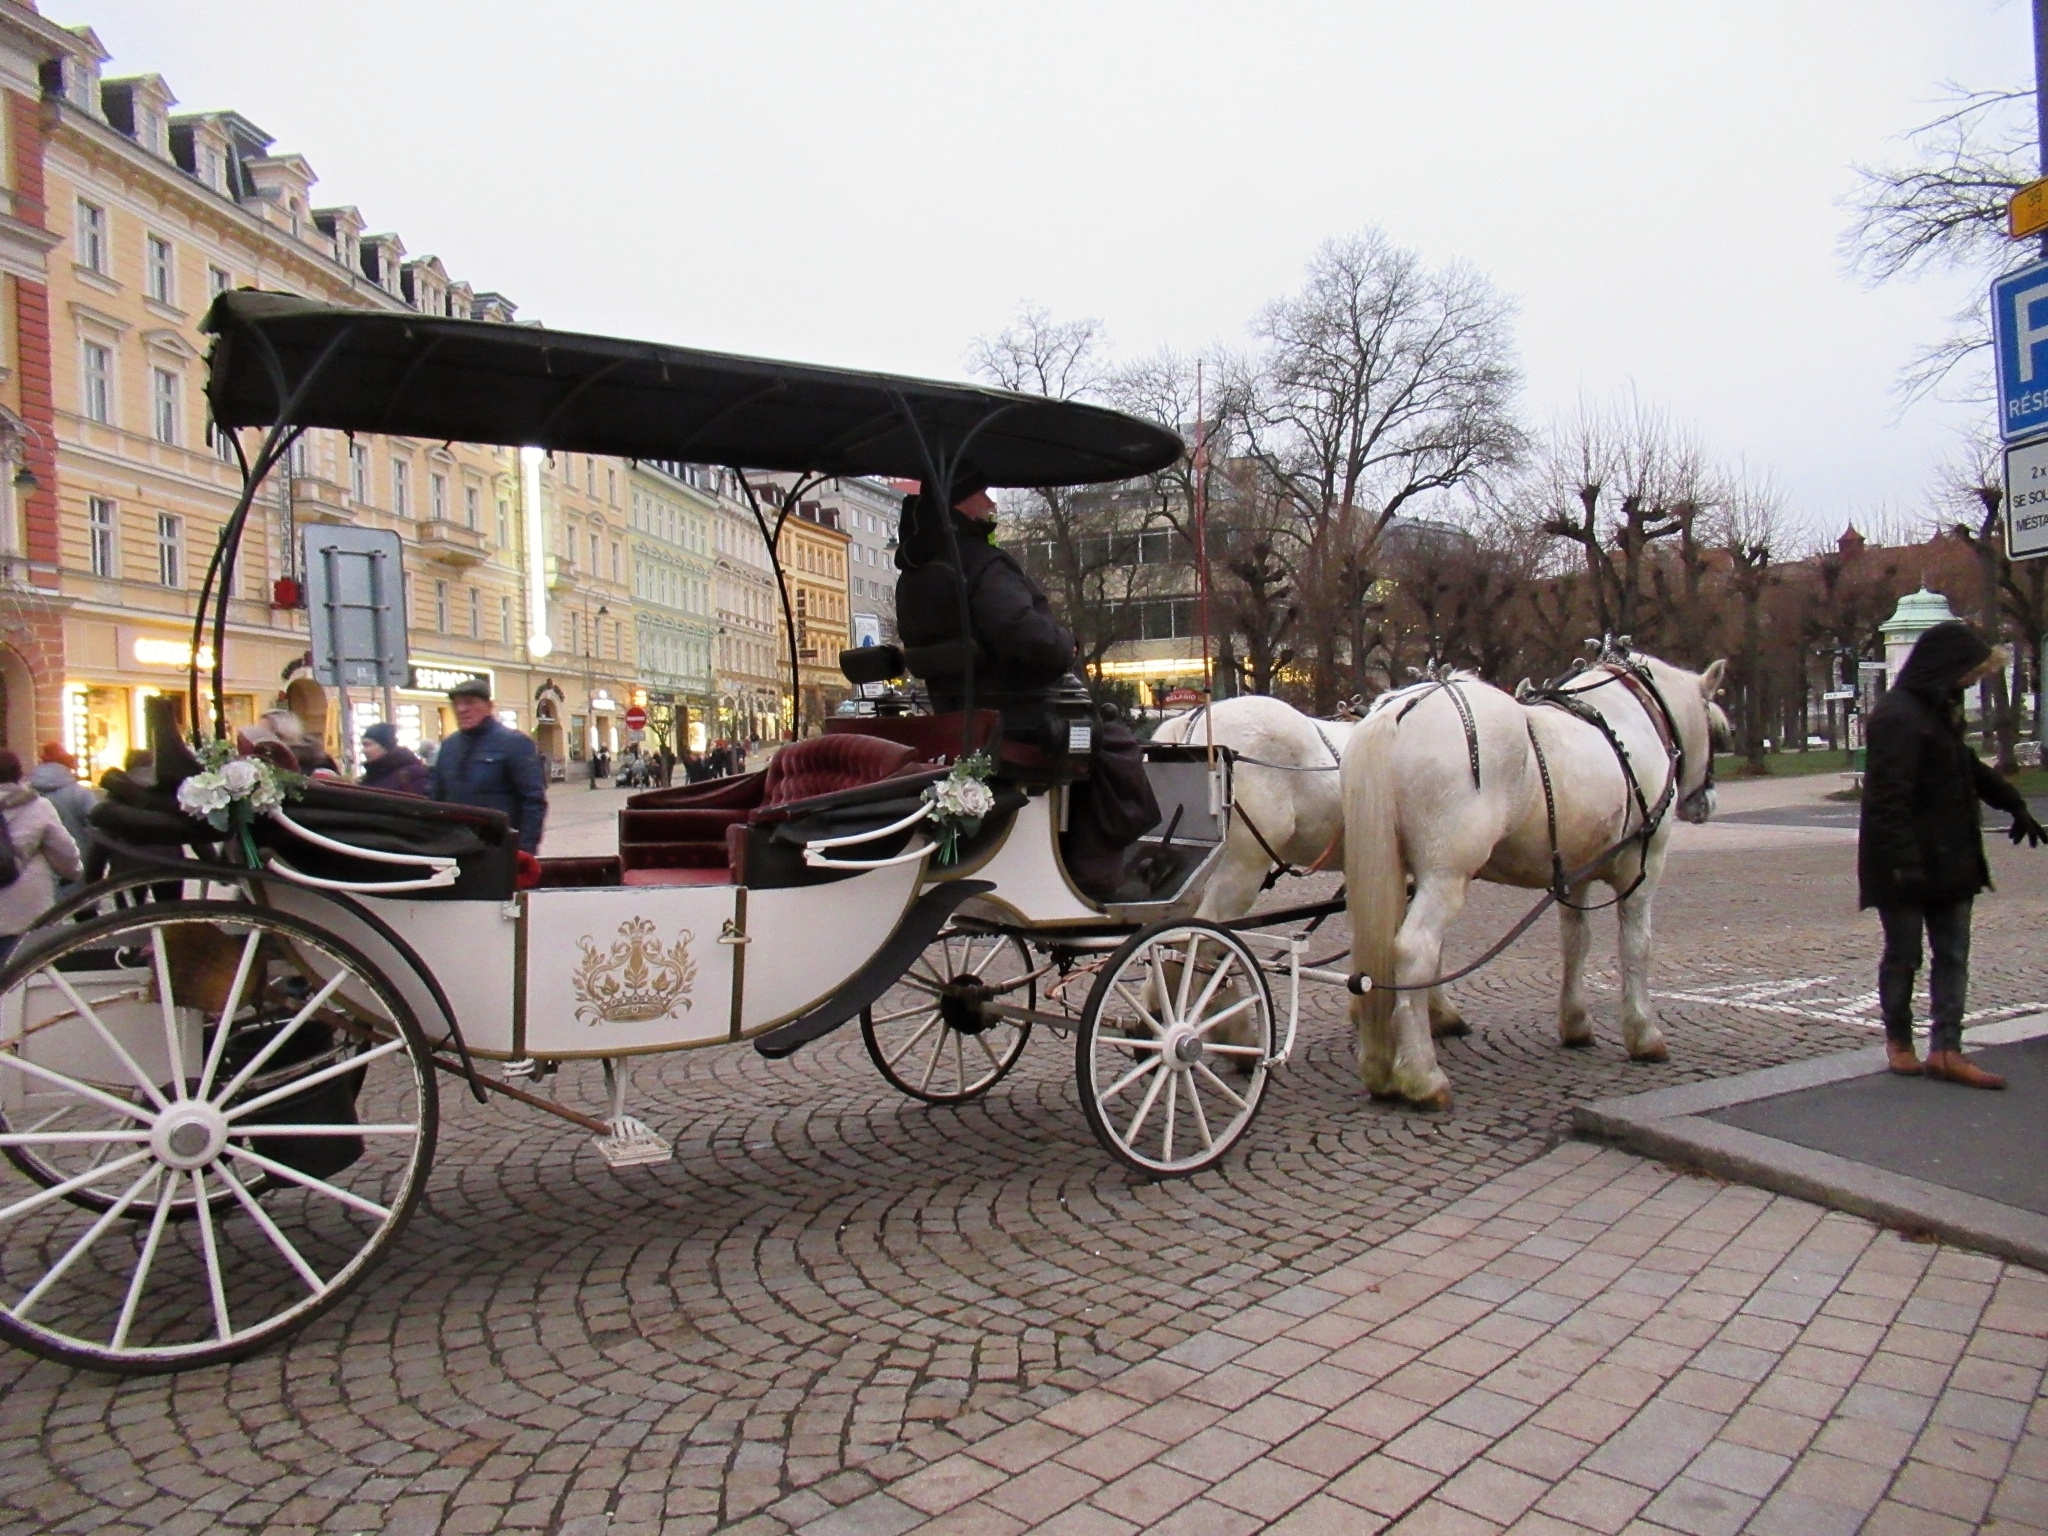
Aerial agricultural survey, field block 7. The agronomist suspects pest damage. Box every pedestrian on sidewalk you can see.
[430,677,548,854]
[359,723,429,797]
[1860,619,2046,1087]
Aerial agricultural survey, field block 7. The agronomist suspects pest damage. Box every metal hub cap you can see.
[151,1103,228,1169]
[1167,1027,1205,1070]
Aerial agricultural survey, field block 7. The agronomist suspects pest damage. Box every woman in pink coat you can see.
[0,748,81,962]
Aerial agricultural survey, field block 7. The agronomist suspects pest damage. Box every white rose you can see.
[953,779,994,819]
[177,773,231,817]
[220,757,260,796]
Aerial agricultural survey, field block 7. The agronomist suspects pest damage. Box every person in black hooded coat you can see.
[1859,619,2046,1086]
[895,485,1159,899]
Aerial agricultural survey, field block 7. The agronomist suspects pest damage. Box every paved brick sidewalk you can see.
[859,1143,2048,1536]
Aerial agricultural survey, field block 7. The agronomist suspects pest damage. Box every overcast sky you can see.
[59,1,2034,542]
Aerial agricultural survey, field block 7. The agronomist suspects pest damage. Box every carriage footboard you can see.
[752,880,996,1060]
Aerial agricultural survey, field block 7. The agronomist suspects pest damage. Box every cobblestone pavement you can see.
[2,828,2044,1534]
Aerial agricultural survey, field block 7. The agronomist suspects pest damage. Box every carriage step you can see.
[592,1115,673,1169]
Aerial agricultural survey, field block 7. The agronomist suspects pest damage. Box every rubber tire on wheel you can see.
[0,900,437,1374]
[861,928,1034,1105]
[1077,920,1273,1179]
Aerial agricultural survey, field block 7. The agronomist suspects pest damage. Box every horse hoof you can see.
[1415,1087,1453,1111]
[1367,1086,1401,1102]
[1629,1043,1668,1063]
[1430,1018,1470,1039]
[1560,1035,1595,1050]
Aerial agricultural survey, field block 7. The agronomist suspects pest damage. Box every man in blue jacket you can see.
[430,677,547,854]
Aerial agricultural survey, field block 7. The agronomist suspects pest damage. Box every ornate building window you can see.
[80,343,112,424]
[156,512,183,588]
[87,497,116,577]
[145,234,174,305]
[75,200,106,274]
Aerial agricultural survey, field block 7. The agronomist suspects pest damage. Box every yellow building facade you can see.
[31,31,631,777]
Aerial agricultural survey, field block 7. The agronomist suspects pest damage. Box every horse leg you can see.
[1385,872,1463,1108]
[1428,987,1468,1038]
[1194,839,1271,922]
[1557,882,1597,1047]
[1617,851,1668,1062]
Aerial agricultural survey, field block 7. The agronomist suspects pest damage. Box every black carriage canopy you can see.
[200,291,1183,487]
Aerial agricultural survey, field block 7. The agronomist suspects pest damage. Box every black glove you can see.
[2010,808,2048,848]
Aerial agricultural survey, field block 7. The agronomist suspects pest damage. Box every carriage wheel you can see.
[0,900,437,1373]
[1077,921,1273,1179]
[861,928,1035,1105]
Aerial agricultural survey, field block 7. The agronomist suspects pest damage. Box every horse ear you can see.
[1699,659,1728,700]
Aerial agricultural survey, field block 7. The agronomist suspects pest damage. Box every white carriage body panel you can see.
[942,793,1099,927]
[521,885,736,1056]
[268,887,523,1058]
[738,860,922,1033]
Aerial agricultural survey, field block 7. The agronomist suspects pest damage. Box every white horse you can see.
[1153,696,1350,918]
[1344,654,1729,1108]
[1153,695,1477,1037]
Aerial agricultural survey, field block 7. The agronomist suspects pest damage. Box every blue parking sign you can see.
[1994,259,2048,441]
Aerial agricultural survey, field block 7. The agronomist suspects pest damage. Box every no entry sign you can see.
[624,706,648,731]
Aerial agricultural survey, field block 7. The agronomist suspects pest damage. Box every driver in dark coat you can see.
[895,484,1159,899]
[1859,620,2045,1087]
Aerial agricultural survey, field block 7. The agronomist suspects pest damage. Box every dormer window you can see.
[137,106,157,154]
[202,147,221,190]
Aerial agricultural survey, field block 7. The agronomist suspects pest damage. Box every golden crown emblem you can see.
[572,916,697,1025]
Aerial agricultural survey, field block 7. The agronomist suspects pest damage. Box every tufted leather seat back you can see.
[760,734,918,808]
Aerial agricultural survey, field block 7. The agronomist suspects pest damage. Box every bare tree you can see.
[1717,481,1786,770]
[968,306,1173,692]
[1844,85,2036,400]
[1226,230,1524,707]
[1938,434,2021,771]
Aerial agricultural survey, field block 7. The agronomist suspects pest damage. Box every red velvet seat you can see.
[822,710,1000,765]
[616,736,920,886]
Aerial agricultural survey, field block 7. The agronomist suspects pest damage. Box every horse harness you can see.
[1174,705,1347,891]
[1520,660,1690,908]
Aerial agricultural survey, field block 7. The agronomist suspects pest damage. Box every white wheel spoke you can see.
[212,969,349,1105]
[1099,1055,1161,1103]
[916,1021,947,1093]
[47,970,170,1110]
[973,1029,1003,1071]
[1191,995,1260,1037]
[112,1171,178,1350]
[900,974,943,998]
[226,1036,402,1122]
[952,1028,966,1091]
[0,1149,151,1226]
[225,1144,392,1221]
[0,1045,158,1127]
[1187,952,1239,1025]
[214,1159,325,1296]
[1161,1071,1179,1165]
[1186,1073,1216,1150]
[882,1011,945,1070]
[870,1003,937,1026]
[1174,936,1202,1024]
[190,1171,233,1342]
[1122,1060,1169,1146]
[0,1129,152,1148]
[12,1165,160,1322]
[1111,983,1166,1036]
[196,929,264,1100]
[1147,953,1176,1027]
[149,929,191,1095]
[1202,1042,1266,1058]
[230,1122,418,1138]
[1194,1061,1251,1113]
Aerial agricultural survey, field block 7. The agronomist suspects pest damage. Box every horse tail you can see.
[1343,706,1405,1038]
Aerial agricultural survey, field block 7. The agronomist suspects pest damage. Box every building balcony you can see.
[546,553,577,590]
[291,476,352,525]
[415,518,489,567]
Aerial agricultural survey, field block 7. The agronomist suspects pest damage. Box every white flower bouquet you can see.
[922,752,995,865]
[175,740,302,863]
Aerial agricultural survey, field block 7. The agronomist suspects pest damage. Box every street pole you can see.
[2038,0,2048,255]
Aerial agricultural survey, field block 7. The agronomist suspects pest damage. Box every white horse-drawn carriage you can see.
[0,295,1369,1374]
